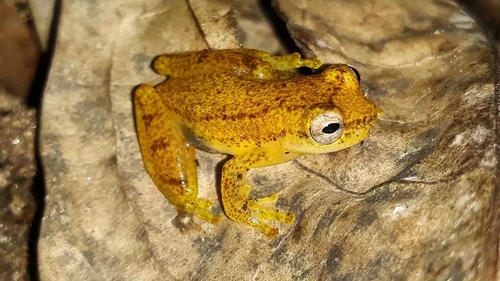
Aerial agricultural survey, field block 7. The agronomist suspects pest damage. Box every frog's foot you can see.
[249,194,295,225]
[229,193,295,240]
[265,53,322,71]
[179,198,222,224]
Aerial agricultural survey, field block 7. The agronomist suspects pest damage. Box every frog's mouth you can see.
[280,126,370,155]
[328,106,381,151]
[330,126,372,151]
[326,109,381,152]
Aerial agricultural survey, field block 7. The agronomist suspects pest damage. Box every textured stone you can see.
[39,0,499,280]
[0,2,39,280]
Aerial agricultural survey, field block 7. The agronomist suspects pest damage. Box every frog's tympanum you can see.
[134,49,381,239]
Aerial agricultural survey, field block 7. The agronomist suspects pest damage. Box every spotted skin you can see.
[134,49,381,239]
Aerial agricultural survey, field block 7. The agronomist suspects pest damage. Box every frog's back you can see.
[156,73,327,151]
[165,71,341,114]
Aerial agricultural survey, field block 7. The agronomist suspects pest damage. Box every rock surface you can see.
[0,2,40,281]
[39,0,499,280]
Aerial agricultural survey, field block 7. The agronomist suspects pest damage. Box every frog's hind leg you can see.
[227,49,322,71]
[153,49,322,80]
[153,50,222,78]
[134,84,222,224]
[153,49,268,78]
[225,49,322,80]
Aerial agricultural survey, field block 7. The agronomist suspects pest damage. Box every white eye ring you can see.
[309,112,343,145]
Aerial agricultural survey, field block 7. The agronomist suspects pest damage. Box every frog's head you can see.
[284,65,382,154]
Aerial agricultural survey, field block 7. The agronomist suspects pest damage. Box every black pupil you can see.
[322,123,340,134]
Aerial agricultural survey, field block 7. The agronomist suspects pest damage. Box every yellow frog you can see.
[134,49,381,239]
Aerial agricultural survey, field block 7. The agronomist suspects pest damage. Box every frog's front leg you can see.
[221,150,298,239]
[134,85,222,225]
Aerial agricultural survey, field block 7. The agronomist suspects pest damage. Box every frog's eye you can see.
[309,112,343,145]
[347,65,361,82]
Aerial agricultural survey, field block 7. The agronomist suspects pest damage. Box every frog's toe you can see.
[248,199,295,225]
[244,207,294,239]
[279,212,295,225]
[256,222,279,240]
[192,208,222,224]
[253,193,278,205]
[183,198,222,224]
[194,198,215,209]
[299,58,322,69]
[200,213,222,224]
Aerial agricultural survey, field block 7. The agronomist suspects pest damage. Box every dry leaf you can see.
[39,0,498,280]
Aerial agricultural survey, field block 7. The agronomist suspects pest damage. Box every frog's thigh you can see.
[154,49,320,81]
[221,150,297,239]
[134,85,221,224]
[154,51,217,78]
